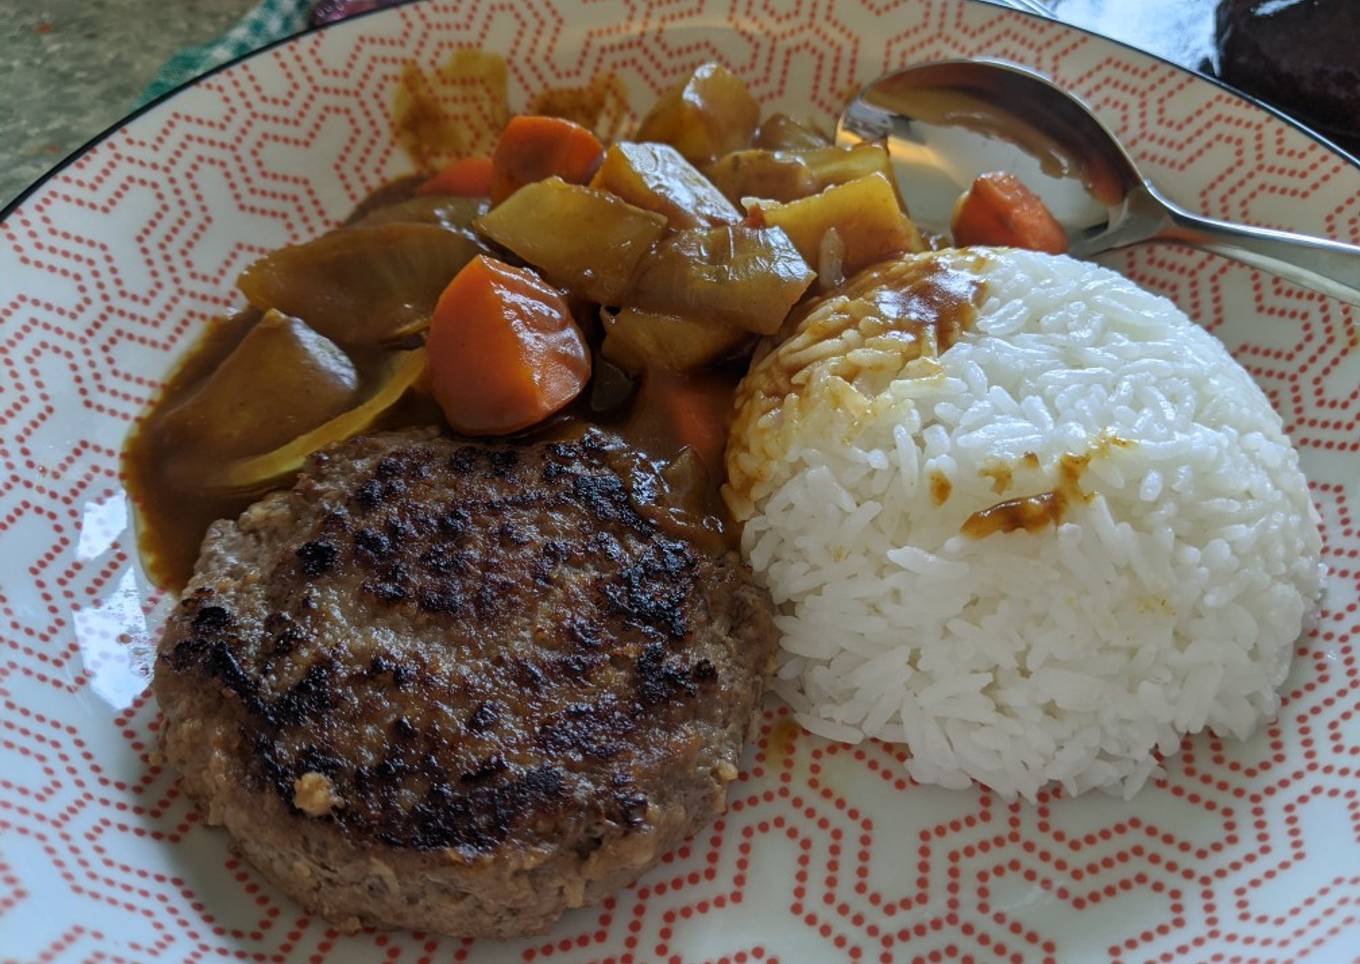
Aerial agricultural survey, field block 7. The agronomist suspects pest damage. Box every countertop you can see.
[0,0,256,208]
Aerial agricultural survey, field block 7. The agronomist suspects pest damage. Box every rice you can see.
[725,249,1325,800]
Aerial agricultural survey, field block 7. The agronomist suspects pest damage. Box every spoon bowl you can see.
[838,58,1360,306]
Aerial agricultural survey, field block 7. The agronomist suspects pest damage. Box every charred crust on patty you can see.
[158,431,772,852]
[295,539,337,577]
[154,428,778,935]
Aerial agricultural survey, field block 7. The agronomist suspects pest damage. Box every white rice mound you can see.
[726,249,1325,799]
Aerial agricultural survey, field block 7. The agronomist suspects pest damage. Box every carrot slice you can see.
[951,171,1068,254]
[427,255,591,435]
[647,370,731,473]
[417,155,494,196]
[489,115,605,204]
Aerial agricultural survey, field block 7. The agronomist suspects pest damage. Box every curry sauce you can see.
[960,488,1067,539]
[123,299,447,589]
[960,436,1134,538]
[124,50,1017,590]
[122,184,741,591]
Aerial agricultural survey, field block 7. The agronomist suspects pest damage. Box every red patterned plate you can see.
[2,1,1358,961]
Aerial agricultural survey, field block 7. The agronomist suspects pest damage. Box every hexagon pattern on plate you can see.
[1,1,1358,961]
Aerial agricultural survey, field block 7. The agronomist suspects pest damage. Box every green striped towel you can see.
[139,0,312,104]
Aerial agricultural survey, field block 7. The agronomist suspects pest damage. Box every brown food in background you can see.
[1216,0,1360,157]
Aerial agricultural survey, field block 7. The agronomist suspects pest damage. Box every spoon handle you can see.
[1156,194,1360,308]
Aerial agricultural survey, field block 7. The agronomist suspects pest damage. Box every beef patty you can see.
[153,428,777,937]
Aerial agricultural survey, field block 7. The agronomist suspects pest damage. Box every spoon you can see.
[836,59,1360,307]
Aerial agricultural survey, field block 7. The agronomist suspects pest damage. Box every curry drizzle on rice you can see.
[978,462,1012,494]
[961,489,1067,538]
[961,434,1136,539]
[725,252,988,518]
[929,471,953,506]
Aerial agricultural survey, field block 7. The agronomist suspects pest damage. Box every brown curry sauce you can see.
[123,184,745,591]
[960,436,1134,539]
[123,311,741,592]
[125,56,741,592]
[125,51,1012,589]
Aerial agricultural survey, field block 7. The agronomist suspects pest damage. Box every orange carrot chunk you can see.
[427,255,591,435]
[647,369,732,474]
[951,171,1068,254]
[489,115,605,204]
[417,155,494,196]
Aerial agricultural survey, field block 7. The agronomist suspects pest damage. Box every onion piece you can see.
[213,348,427,493]
[816,226,846,291]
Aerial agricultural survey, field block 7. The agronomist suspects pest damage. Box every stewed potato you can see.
[751,172,926,278]
[237,223,483,345]
[602,306,750,372]
[634,63,760,163]
[590,141,740,228]
[706,143,899,205]
[754,113,830,150]
[629,225,815,335]
[475,176,668,304]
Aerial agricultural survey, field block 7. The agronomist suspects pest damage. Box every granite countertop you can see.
[0,0,256,208]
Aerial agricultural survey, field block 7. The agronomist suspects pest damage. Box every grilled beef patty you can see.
[153,428,777,937]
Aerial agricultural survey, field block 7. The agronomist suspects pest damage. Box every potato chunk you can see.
[217,347,427,493]
[705,143,897,205]
[474,176,667,304]
[754,113,830,150]
[704,150,818,204]
[800,144,900,196]
[590,142,739,229]
[354,195,489,232]
[752,172,926,278]
[159,310,359,464]
[602,307,749,373]
[634,63,759,163]
[237,223,482,345]
[630,225,815,335]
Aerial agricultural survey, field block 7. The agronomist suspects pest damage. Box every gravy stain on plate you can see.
[392,49,630,172]
[526,71,632,143]
[391,49,510,172]
[764,716,803,771]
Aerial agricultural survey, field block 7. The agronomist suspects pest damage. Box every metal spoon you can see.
[836,58,1360,306]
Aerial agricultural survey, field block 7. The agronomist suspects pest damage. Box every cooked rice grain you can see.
[726,250,1324,799]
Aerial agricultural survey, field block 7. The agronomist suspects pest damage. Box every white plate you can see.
[1,1,1358,960]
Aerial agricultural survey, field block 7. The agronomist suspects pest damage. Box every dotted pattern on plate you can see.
[0,1,1358,961]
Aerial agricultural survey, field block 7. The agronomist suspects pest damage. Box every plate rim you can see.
[2,0,1358,229]
[0,1,1356,957]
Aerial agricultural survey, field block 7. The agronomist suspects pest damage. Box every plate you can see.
[1,1,1358,960]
